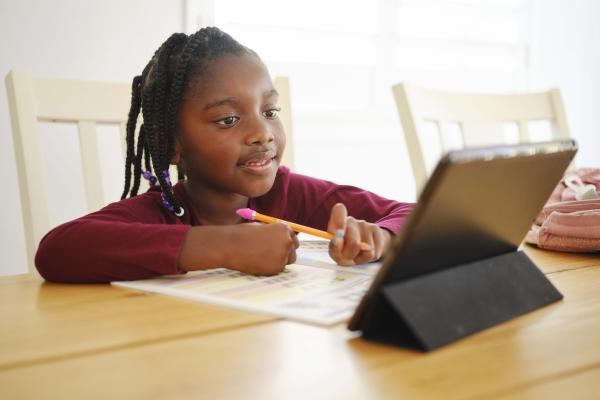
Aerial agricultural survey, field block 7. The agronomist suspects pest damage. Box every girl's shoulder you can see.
[92,185,180,224]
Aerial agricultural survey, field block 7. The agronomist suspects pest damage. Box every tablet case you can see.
[361,251,562,350]
[349,140,577,351]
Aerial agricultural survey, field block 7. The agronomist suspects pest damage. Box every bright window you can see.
[198,0,529,201]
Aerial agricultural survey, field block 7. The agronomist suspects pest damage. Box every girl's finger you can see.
[340,217,361,264]
[291,231,300,249]
[327,203,347,250]
[353,222,376,264]
[372,226,385,260]
[287,245,297,265]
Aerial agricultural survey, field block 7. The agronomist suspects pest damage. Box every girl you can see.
[35,27,413,283]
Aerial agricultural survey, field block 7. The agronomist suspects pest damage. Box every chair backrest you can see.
[392,82,571,194]
[6,69,131,275]
[6,69,295,274]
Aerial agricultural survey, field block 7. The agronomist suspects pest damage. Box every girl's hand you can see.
[179,223,299,276]
[327,203,392,266]
[226,222,299,275]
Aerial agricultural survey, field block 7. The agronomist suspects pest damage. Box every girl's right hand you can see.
[227,222,299,275]
[178,223,299,276]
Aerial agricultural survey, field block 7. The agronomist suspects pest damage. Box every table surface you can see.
[2,245,600,400]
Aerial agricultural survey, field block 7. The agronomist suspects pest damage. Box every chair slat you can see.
[435,120,445,154]
[5,70,49,275]
[274,77,294,171]
[34,78,130,122]
[78,121,105,211]
[119,122,127,161]
[410,87,556,123]
[518,120,530,142]
[392,84,428,193]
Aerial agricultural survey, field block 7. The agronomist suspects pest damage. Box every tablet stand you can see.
[361,251,562,351]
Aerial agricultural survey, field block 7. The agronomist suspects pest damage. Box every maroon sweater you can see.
[35,167,413,283]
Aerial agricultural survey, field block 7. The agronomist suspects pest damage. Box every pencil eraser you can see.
[236,208,255,220]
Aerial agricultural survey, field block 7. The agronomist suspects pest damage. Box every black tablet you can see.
[348,140,578,343]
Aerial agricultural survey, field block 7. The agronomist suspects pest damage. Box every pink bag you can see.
[525,168,600,253]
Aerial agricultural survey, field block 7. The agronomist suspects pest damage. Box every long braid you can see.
[163,32,205,168]
[130,124,146,196]
[151,32,205,215]
[120,75,143,199]
[152,33,187,168]
[141,67,158,183]
[125,44,162,198]
[151,34,190,214]
[143,140,152,175]
[120,27,252,218]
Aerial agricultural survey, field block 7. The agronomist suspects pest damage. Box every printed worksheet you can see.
[113,241,380,325]
[296,240,382,275]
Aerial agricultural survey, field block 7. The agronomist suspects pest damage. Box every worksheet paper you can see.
[112,241,381,325]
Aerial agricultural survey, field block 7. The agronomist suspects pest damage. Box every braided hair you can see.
[120,27,256,217]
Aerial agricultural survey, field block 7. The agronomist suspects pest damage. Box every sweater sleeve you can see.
[35,198,191,283]
[281,171,414,235]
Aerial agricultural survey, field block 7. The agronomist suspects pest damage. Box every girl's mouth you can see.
[238,155,276,175]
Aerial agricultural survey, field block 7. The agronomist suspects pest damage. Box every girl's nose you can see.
[244,116,274,145]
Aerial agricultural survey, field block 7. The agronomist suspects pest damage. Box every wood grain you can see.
[490,366,600,400]
[2,265,599,399]
[523,244,600,274]
[0,278,275,369]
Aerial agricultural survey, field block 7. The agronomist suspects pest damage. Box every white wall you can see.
[528,0,600,166]
[0,0,183,275]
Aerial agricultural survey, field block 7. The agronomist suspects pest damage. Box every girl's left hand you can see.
[327,203,392,266]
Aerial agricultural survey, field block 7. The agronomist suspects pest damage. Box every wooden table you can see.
[2,245,600,399]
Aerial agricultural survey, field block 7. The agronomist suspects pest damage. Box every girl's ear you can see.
[170,138,182,165]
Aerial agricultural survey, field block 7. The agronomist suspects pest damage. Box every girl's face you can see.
[176,53,285,198]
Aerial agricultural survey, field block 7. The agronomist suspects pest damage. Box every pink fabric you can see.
[545,168,600,204]
[526,169,600,253]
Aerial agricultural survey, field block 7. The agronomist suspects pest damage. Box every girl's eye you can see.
[263,107,281,119]
[215,116,239,126]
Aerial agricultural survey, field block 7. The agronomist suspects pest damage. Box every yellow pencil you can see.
[236,208,372,251]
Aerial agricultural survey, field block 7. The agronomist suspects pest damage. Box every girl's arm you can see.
[35,202,298,283]
[35,203,191,283]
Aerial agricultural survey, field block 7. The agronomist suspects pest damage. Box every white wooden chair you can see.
[6,69,295,275]
[392,82,571,194]
[6,69,131,275]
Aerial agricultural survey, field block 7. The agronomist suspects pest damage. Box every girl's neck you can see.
[183,180,247,225]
